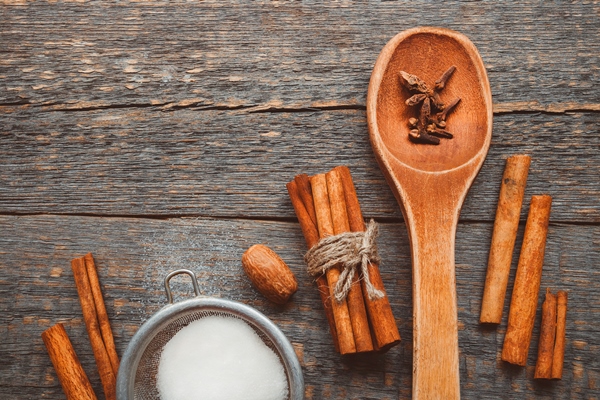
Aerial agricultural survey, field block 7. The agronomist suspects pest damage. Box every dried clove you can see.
[434,65,456,91]
[433,97,461,128]
[399,66,460,145]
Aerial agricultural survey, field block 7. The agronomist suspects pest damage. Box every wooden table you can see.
[1,2,598,399]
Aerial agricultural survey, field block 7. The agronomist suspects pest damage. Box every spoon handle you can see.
[405,192,460,400]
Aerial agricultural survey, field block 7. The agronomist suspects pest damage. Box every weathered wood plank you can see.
[2,3,599,400]
[1,1,598,108]
[1,108,598,222]
[0,215,598,399]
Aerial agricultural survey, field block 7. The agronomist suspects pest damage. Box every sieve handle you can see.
[164,269,201,304]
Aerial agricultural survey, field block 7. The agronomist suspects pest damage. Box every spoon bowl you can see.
[368,27,492,399]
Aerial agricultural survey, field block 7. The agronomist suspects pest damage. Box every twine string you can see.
[305,219,385,302]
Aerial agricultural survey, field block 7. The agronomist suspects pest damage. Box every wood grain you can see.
[0,2,598,108]
[0,108,598,223]
[1,1,599,399]
[0,216,598,399]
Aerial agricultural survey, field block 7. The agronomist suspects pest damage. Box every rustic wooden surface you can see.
[1,1,598,399]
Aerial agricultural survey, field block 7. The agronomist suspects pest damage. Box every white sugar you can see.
[157,316,288,400]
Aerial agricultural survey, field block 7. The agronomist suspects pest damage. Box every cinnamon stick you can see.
[83,253,119,375]
[311,173,357,354]
[335,166,401,351]
[551,290,568,379]
[326,168,374,353]
[534,288,557,379]
[480,155,531,324]
[72,256,116,400]
[295,173,318,228]
[289,176,319,248]
[42,323,98,400]
[286,178,340,352]
[501,195,552,366]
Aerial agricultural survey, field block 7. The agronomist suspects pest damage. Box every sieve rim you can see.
[116,276,304,400]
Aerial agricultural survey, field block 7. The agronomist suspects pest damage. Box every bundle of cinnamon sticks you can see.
[287,166,400,354]
[42,253,119,400]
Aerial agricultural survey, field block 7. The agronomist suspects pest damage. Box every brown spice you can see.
[534,288,557,379]
[551,291,568,379]
[286,177,339,352]
[334,166,400,351]
[288,167,399,354]
[294,174,318,228]
[501,195,552,366]
[83,253,120,375]
[480,155,531,324]
[287,177,320,248]
[242,244,298,304]
[71,256,116,400]
[42,323,98,400]
[311,173,357,354]
[400,65,460,145]
[326,168,374,353]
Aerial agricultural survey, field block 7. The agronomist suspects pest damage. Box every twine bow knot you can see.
[304,219,385,302]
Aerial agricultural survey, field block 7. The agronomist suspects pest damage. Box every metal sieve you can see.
[116,269,304,400]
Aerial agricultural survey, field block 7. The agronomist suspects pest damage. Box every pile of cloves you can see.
[399,66,461,145]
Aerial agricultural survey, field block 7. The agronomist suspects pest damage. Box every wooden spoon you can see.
[367,27,492,399]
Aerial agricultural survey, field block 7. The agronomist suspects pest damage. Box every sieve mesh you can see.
[117,270,302,400]
[132,308,290,400]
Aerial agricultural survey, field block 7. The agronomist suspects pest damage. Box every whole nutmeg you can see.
[242,244,298,304]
